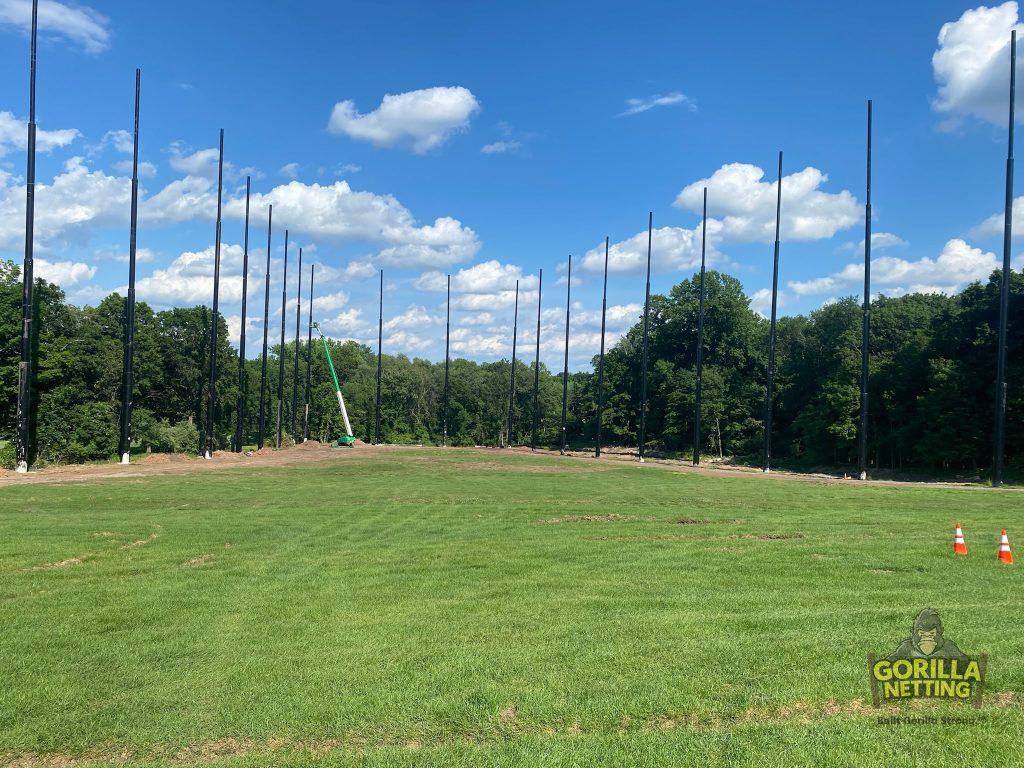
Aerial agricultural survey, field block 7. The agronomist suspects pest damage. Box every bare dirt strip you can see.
[0,442,1018,491]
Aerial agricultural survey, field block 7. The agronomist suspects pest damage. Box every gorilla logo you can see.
[887,608,968,661]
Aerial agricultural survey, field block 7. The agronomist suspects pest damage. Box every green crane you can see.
[313,322,356,447]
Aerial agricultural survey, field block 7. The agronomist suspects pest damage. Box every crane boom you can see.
[313,323,354,440]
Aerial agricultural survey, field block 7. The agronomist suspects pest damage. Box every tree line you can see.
[1,258,1021,475]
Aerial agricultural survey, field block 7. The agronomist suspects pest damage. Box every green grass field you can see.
[1,449,1021,767]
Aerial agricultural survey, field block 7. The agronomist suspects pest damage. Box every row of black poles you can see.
[375,269,383,445]
[14,0,38,473]
[858,103,872,479]
[994,31,1017,488]
[442,274,451,447]
[304,264,315,441]
[119,68,141,464]
[203,129,225,460]
[258,207,273,450]
[234,177,251,453]
[531,269,543,451]
[10,10,1017,481]
[507,280,519,447]
[292,249,303,442]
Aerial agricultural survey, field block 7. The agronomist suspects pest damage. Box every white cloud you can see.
[131,243,249,307]
[167,145,223,178]
[327,86,480,153]
[113,159,156,177]
[481,140,521,154]
[279,162,300,179]
[838,231,908,253]
[675,163,860,243]
[231,181,479,267]
[0,110,79,157]
[788,238,1013,298]
[0,156,130,250]
[971,194,1024,238]
[35,255,95,287]
[99,129,134,154]
[384,305,435,332]
[578,224,724,275]
[417,260,539,294]
[0,0,111,53]
[342,259,377,280]
[932,2,1023,126]
[620,91,696,116]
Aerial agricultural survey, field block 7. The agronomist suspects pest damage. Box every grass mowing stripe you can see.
[0,449,1021,766]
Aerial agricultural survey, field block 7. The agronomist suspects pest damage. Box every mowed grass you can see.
[0,449,1021,767]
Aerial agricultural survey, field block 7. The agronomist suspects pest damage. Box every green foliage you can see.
[0,266,1021,471]
[0,440,13,470]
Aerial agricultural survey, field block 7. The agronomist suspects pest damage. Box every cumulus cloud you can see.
[327,86,480,153]
[113,159,156,177]
[972,194,1024,237]
[0,156,479,272]
[0,156,130,250]
[675,163,860,243]
[232,181,479,267]
[131,243,250,307]
[838,231,908,253]
[417,260,539,296]
[620,91,696,116]
[481,140,521,154]
[932,2,1023,126]
[167,145,223,178]
[0,110,79,156]
[35,256,95,287]
[578,224,724,275]
[0,0,111,53]
[789,238,1014,298]
[279,162,300,179]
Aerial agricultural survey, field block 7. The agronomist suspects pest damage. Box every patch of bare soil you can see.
[0,442,349,487]
[23,557,83,571]
[542,514,629,524]
[183,555,214,567]
[3,691,1019,767]
[676,517,710,525]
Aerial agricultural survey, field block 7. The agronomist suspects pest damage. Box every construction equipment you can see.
[313,322,355,447]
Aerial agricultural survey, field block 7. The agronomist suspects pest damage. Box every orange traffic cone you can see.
[954,523,968,555]
[998,530,1014,565]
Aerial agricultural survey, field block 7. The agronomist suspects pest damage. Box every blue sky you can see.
[2,0,1024,370]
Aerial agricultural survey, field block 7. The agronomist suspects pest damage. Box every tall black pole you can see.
[119,68,141,465]
[234,176,251,453]
[14,0,38,474]
[375,269,383,445]
[596,237,609,458]
[257,205,272,450]
[507,280,520,447]
[638,212,653,462]
[204,129,225,460]
[442,274,451,447]
[858,101,873,480]
[276,231,289,448]
[694,188,708,466]
[560,255,572,455]
[291,248,302,441]
[531,269,543,451]
[304,264,314,441]
[994,31,1016,488]
[763,151,783,473]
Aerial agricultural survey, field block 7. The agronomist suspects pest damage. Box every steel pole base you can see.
[121,453,130,465]
[15,461,28,474]
[859,471,867,480]
[203,451,212,461]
